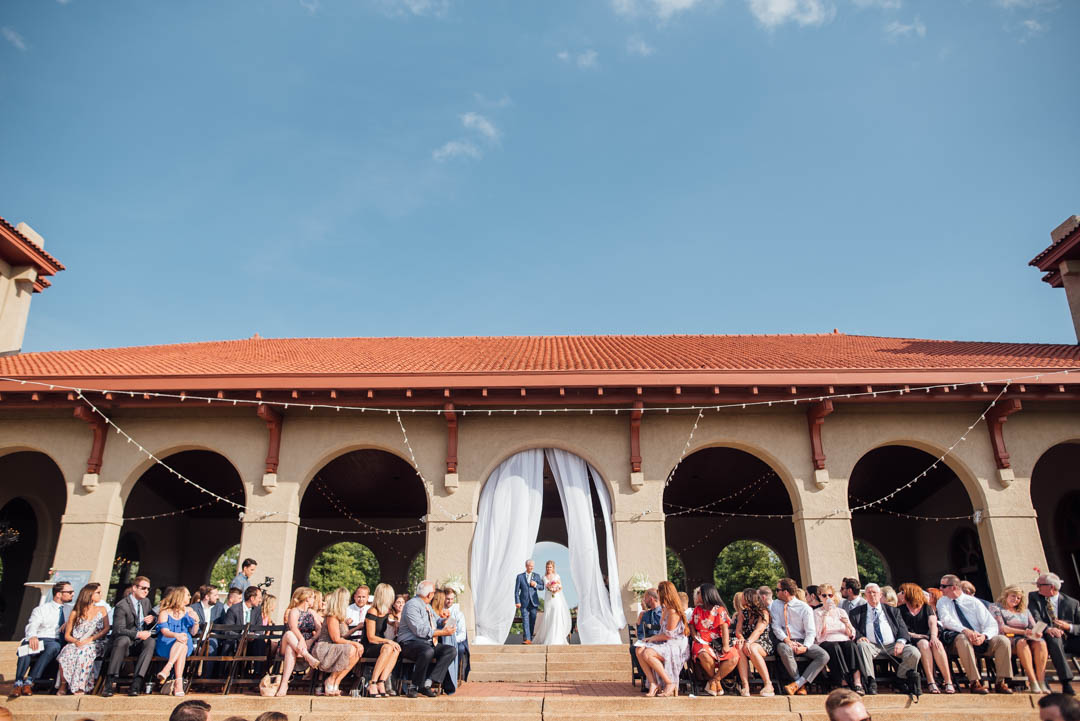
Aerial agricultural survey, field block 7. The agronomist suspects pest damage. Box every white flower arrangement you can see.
[441,573,466,595]
[627,571,651,596]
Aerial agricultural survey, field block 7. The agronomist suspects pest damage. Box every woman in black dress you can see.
[363,583,401,697]
[897,583,953,694]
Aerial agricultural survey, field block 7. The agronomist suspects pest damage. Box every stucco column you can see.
[792,508,858,586]
[52,511,123,586]
[427,516,474,635]
[976,473,1046,596]
[237,513,298,621]
[615,514,666,623]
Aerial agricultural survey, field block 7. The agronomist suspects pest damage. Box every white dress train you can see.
[533,574,571,646]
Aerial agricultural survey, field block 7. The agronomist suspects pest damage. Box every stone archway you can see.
[0,450,67,640]
[1030,441,1080,596]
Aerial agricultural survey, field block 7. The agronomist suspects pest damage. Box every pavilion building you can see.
[0,214,1078,641]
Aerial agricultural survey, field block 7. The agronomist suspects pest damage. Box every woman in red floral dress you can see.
[690,584,738,696]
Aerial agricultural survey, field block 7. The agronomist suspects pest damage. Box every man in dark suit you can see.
[101,576,157,697]
[1030,573,1080,696]
[849,583,921,696]
[189,585,226,657]
[514,560,541,644]
[223,586,262,627]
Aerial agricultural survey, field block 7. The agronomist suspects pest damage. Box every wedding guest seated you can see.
[961,580,992,609]
[444,587,470,683]
[225,588,244,610]
[813,583,861,693]
[1030,572,1079,696]
[632,588,661,692]
[346,585,370,629]
[733,588,775,697]
[260,594,276,626]
[759,586,774,606]
[679,591,693,622]
[898,582,953,694]
[935,573,1012,694]
[57,583,110,696]
[881,586,898,608]
[13,580,73,696]
[190,585,226,629]
[771,577,829,695]
[311,588,362,696]
[154,586,199,697]
[634,580,690,697]
[224,586,263,627]
[690,583,737,696]
[806,585,822,610]
[927,587,943,611]
[273,586,321,698]
[102,576,156,697]
[431,590,457,695]
[255,713,288,721]
[993,584,1049,694]
[231,559,258,593]
[386,594,408,640]
[849,583,921,696]
[362,583,402,697]
[396,580,457,697]
[840,578,865,613]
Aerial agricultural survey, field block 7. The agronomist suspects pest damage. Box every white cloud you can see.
[613,0,707,21]
[461,112,499,142]
[627,35,655,56]
[748,0,834,28]
[2,27,27,51]
[852,0,900,8]
[557,49,599,68]
[299,0,320,14]
[432,140,481,162]
[473,92,512,109]
[884,15,926,38]
[376,0,450,18]
[1020,18,1048,40]
[996,0,1053,7]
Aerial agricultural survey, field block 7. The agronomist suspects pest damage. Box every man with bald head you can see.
[1030,572,1079,696]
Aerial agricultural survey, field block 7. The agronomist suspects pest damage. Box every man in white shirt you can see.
[770,577,829,695]
[346,584,371,632]
[13,581,74,695]
[849,583,921,696]
[935,573,1012,694]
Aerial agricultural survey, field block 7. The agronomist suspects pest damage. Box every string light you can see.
[848,495,977,522]
[309,478,427,535]
[0,369,1074,416]
[123,491,243,521]
[663,470,778,517]
[664,409,704,487]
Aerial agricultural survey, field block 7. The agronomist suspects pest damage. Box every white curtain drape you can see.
[545,449,624,645]
[470,449,544,645]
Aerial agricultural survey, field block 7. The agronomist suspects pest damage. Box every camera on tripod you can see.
[257,576,275,589]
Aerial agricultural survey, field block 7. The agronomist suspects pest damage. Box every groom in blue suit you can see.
[515,559,541,644]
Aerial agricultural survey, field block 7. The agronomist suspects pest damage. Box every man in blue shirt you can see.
[396,580,458,697]
[632,588,662,692]
[229,558,258,592]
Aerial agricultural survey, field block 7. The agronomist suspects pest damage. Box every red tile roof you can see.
[0,334,1077,382]
[0,216,66,293]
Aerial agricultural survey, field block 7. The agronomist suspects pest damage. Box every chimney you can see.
[0,222,53,355]
[1030,215,1080,344]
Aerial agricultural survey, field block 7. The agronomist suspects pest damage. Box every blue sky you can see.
[2,0,1078,353]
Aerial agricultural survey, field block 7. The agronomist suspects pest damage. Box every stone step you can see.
[545,645,626,653]
[469,670,548,682]
[545,670,632,682]
[470,644,547,654]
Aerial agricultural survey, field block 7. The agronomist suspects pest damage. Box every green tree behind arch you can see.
[309,542,380,596]
[666,548,687,594]
[713,540,786,607]
[855,540,888,587]
[407,552,425,595]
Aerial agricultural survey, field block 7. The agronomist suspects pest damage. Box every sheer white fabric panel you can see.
[470,449,545,645]
[545,449,624,645]
[590,461,625,631]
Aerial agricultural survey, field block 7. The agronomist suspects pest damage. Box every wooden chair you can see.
[187,622,247,694]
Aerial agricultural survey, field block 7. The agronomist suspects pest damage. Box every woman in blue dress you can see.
[155,586,199,696]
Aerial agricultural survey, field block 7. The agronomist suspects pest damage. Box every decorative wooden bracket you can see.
[444,403,459,494]
[73,405,107,474]
[986,398,1022,470]
[630,401,643,473]
[256,404,283,473]
[806,400,834,471]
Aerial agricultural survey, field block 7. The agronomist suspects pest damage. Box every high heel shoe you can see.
[367,683,380,698]
[645,684,659,697]
[659,683,678,697]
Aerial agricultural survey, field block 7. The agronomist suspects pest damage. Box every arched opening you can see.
[1031,442,1080,597]
[407,552,425,595]
[308,542,381,596]
[209,544,240,590]
[118,450,245,601]
[713,540,787,608]
[470,448,621,645]
[295,449,426,596]
[848,445,987,597]
[664,447,798,593]
[0,451,67,640]
[854,539,889,587]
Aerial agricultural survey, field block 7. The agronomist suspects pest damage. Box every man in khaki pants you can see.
[935,574,1013,694]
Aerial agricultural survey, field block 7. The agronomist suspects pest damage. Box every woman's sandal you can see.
[943,683,956,694]
[760,686,775,697]
[739,685,751,697]
[927,682,940,694]
[659,683,678,697]
[367,683,380,698]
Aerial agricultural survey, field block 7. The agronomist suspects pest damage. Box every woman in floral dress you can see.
[733,588,775,696]
[634,580,690,697]
[57,583,110,695]
[690,584,738,696]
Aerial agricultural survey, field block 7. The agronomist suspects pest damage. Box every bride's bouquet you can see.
[546,579,562,595]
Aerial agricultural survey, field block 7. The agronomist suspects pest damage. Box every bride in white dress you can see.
[533,560,571,645]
